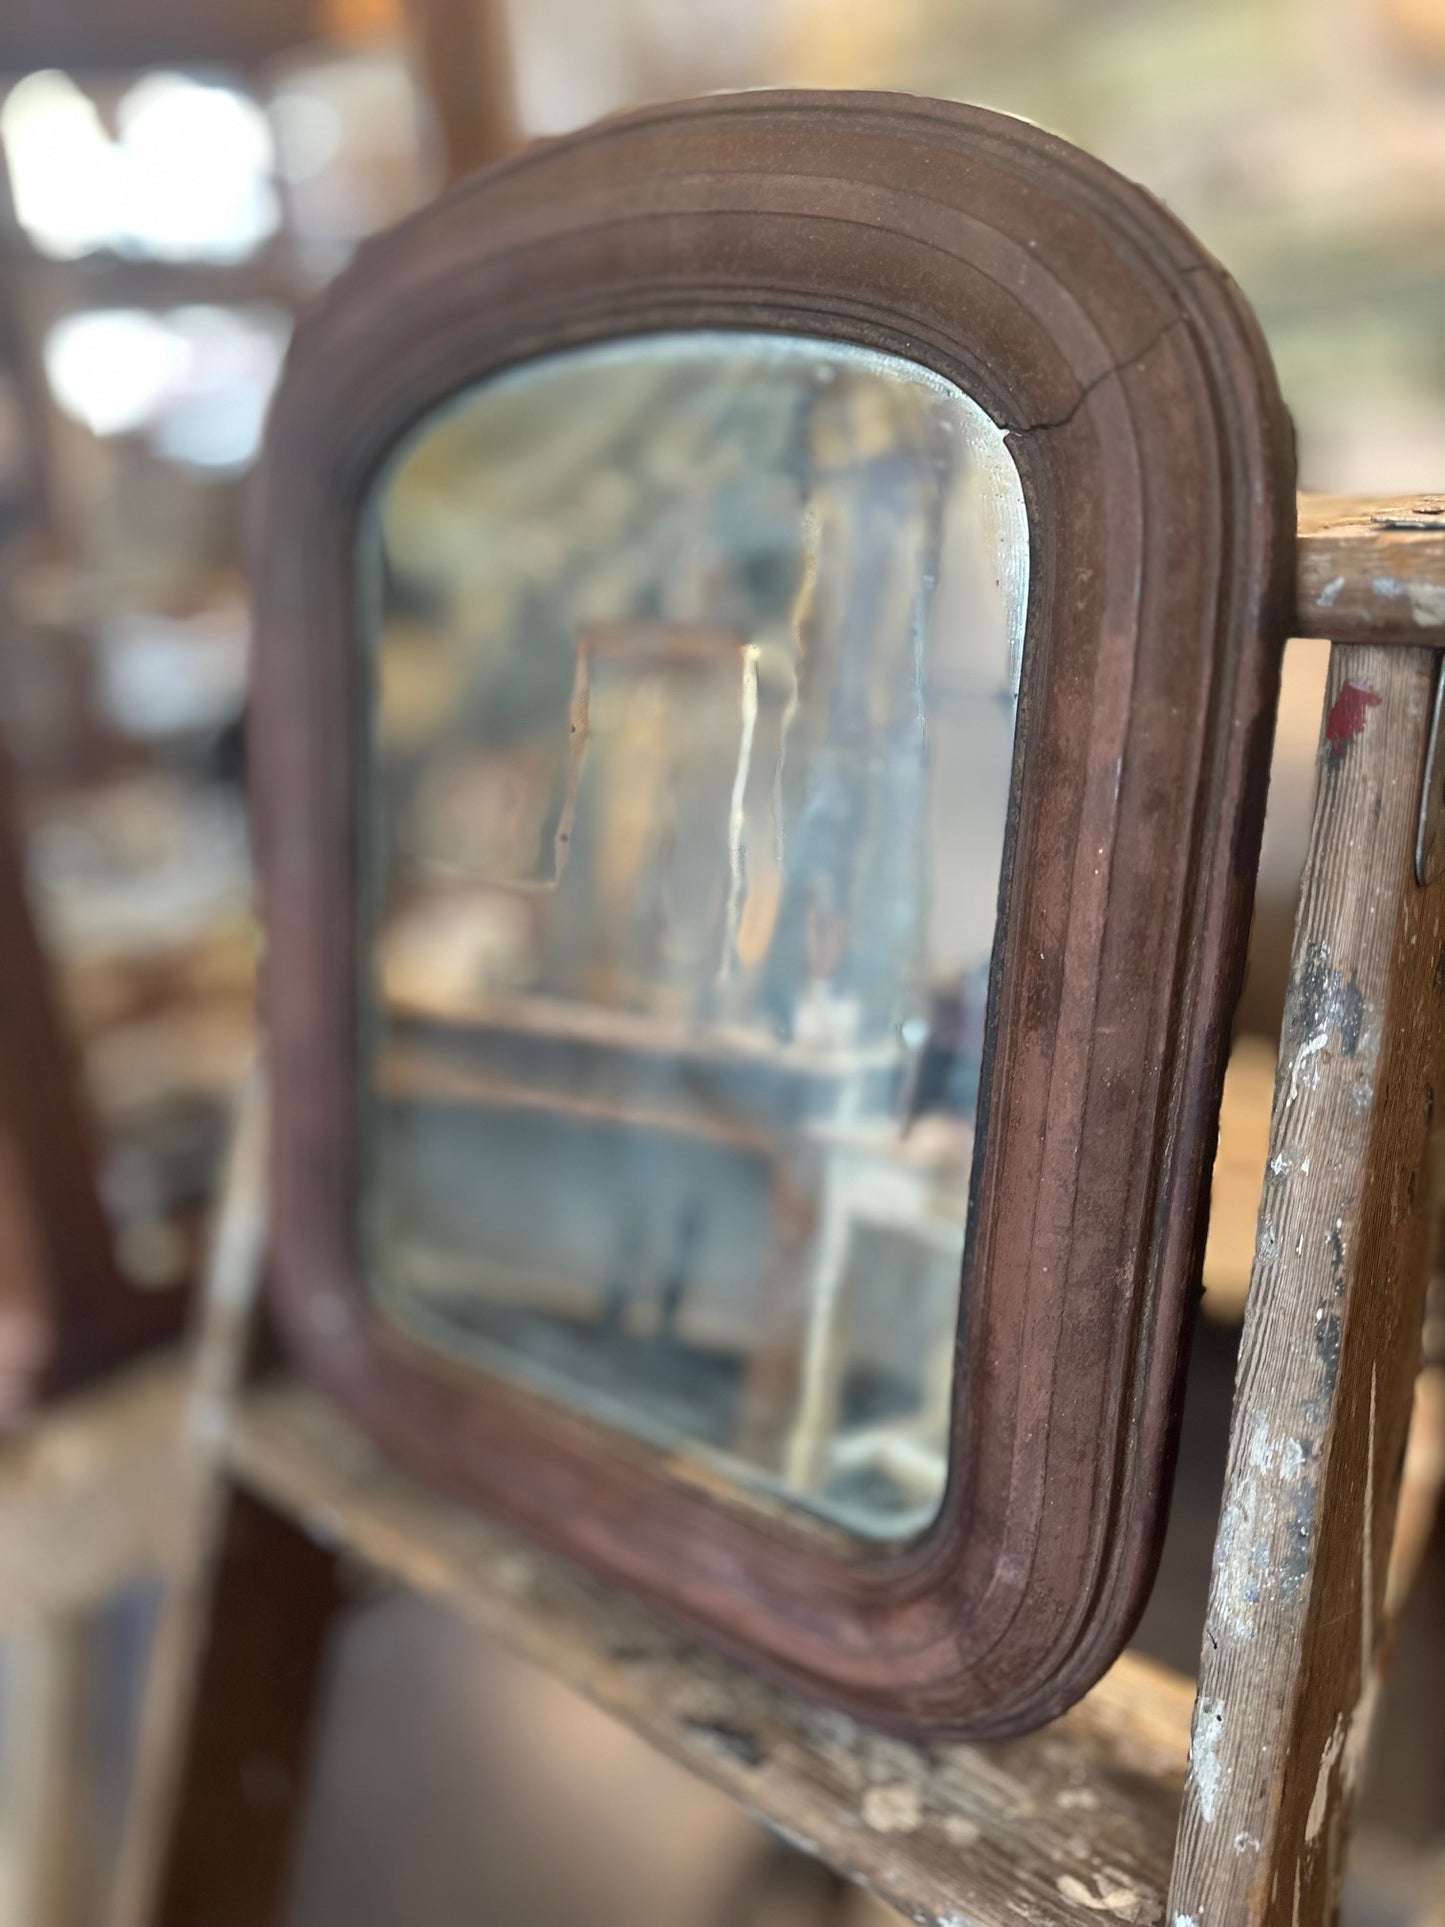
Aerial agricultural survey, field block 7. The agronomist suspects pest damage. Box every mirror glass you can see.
[359,332,1028,1540]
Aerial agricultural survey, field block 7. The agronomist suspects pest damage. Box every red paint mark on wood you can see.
[1326,681,1382,756]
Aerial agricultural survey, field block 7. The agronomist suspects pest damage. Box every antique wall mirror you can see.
[253,90,1296,1737]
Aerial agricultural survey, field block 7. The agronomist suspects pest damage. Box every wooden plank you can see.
[228,1374,1193,1927]
[1170,642,1445,1927]
[1296,495,1445,643]
[107,1084,328,1927]
[0,1353,187,1624]
[134,1488,344,1927]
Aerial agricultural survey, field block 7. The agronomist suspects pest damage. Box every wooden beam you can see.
[1170,641,1445,1926]
[107,1087,311,1927]
[227,1375,1193,1927]
[132,1487,344,1927]
[1296,495,1445,643]
[402,0,516,182]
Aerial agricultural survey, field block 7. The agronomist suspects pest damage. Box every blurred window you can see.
[43,304,290,472]
[1,70,279,263]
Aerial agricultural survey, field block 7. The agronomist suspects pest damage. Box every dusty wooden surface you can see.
[228,1375,1192,1927]
[1170,642,1445,1927]
[1296,495,1445,642]
[111,1084,1199,1927]
[0,1352,187,1624]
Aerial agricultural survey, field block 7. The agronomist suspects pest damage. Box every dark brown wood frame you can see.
[252,89,1296,1737]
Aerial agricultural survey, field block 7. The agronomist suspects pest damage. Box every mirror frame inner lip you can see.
[252,88,1296,1739]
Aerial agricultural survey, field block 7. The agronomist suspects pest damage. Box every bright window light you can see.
[269,88,344,184]
[45,310,189,437]
[1,72,118,258]
[44,304,290,469]
[1,69,279,263]
[116,75,279,261]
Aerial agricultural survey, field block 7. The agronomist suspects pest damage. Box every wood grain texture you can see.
[252,87,1296,1736]
[1297,495,1445,643]
[228,1373,1192,1927]
[1170,643,1445,1927]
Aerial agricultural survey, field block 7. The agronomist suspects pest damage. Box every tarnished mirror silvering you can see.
[358,332,1027,1539]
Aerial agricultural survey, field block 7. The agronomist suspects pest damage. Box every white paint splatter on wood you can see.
[1187,1699,1226,1825]
[861,1782,924,1833]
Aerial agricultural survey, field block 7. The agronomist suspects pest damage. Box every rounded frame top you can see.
[253,90,1295,1736]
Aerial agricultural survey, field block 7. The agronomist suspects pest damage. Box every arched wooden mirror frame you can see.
[252,89,1295,1738]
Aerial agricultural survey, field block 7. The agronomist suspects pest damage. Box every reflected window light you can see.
[44,304,290,471]
[1,70,279,263]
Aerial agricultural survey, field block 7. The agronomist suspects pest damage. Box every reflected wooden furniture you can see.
[382,999,965,1510]
[83,493,1445,1927]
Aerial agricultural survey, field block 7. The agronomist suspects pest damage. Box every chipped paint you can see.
[1188,1697,1226,1823]
[680,1714,766,1769]
[1317,574,1345,608]
[1325,678,1382,756]
[1339,1370,1383,1802]
[1305,1715,1345,1844]
[1282,944,1374,1109]
[1207,1412,1317,1645]
[1370,574,1445,628]
[1301,1372,1384,1864]
[1055,1872,1154,1919]
[1285,1029,1328,1107]
[862,1782,924,1833]
[942,1815,982,1847]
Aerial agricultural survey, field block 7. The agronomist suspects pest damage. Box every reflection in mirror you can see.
[359,332,1028,1540]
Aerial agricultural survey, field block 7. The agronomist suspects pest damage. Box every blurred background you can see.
[0,0,1441,1922]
